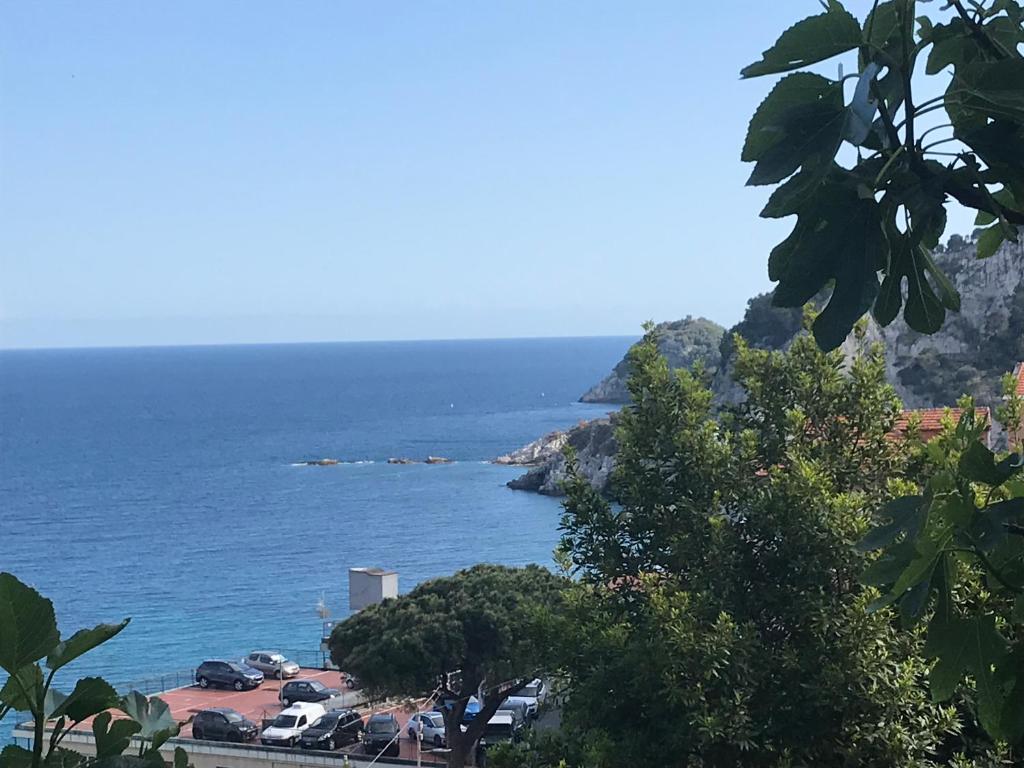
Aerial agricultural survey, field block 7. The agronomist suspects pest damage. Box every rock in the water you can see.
[425,456,452,464]
[507,418,617,496]
[302,458,340,466]
[387,457,418,464]
[494,430,569,466]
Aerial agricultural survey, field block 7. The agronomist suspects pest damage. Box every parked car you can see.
[407,711,446,747]
[496,698,530,730]
[245,651,300,679]
[436,695,481,725]
[191,708,258,743]
[281,679,341,707]
[362,712,400,757]
[480,712,520,746]
[260,702,326,747]
[298,709,364,750]
[520,678,548,706]
[195,660,264,691]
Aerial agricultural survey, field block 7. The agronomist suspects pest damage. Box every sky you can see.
[0,2,973,349]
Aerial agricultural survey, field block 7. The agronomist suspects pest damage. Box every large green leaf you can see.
[741,2,862,78]
[960,440,1019,487]
[0,573,60,675]
[743,73,838,161]
[119,692,176,740]
[857,495,925,551]
[50,677,120,724]
[0,745,33,768]
[93,711,143,759]
[46,619,130,673]
[952,59,1024,123]
[747,94,846,186]
[0,663,42,713]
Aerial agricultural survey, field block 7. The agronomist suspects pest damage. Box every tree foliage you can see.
[0,573,189,768]
[328,564,566,768]
[553,326,992,766]
[742,0,1024,350]
[860,378,1024,746]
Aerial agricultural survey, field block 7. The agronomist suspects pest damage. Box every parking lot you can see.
[152,668,444,763]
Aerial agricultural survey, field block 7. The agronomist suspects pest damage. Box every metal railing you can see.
[110,649,332,697]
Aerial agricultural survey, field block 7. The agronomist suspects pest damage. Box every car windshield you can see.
[273,715,297,728]
[367,719,393,734]
[226,662,244,672]
[224,712,244,723]
[521,685,538,697]
[315,715,339,728]
[428,714,443,727]
[308,681,326,692]
[269,654,285,663]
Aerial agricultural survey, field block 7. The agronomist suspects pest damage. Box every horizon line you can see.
[0,332,642,354]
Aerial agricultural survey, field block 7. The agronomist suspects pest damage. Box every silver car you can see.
[245,651,300,679]
[406,711,446,748]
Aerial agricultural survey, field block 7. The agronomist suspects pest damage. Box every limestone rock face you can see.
[580,316,725,404]
[507,237,1024,497]
[494,430,569,466]
[505,418,616,496]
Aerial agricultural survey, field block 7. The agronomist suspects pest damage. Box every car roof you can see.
[488,713,514,724]
[205,707,240,715]
[250,650,282,656]
[282,702,324,713]
[367,712,395,721]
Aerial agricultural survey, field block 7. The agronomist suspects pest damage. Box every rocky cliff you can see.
[579,316,725,403]
[504,236,1024,496]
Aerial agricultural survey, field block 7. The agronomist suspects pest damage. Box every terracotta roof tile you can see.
[891,407,991,438]
[1015,362,1024,397]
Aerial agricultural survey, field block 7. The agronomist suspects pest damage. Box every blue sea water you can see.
[0,336,631,742]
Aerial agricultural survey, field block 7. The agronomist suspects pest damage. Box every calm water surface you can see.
[0,337,630,741]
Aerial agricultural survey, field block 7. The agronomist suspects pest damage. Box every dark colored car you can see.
[195,660,264,691]
[299,709,365,750]
[362,713,400,757]
[191,708,259,743]
[281,679,340,706]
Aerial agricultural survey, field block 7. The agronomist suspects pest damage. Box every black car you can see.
[281,679,340,706]
[362,713,400,757]
[191,708,259,743]
[298,709,364,750]
[195,660,264,691]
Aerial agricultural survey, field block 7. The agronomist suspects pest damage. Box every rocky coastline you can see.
[503,236,1024,497]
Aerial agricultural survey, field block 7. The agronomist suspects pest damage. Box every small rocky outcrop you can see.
[494,430,569,466]
[425,456,452,464]
[301,458,341,466]
[580,316,725,403]
[506,418,617,496]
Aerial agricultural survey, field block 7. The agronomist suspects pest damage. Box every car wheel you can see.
[233,679,244,691]
[346,679,356,689]
[198,676,209,689]
[433,735,442,748]
[281,698,291,707]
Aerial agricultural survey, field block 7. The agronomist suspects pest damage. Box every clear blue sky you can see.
[0,2,969,348]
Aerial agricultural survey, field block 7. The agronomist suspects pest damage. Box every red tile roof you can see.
[891,407,991,439]
[1015,362,1024,396]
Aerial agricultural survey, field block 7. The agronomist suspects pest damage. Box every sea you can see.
[0,336,631,743]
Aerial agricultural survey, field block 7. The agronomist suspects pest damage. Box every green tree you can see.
[554,326,978,766]
[860,381,1024,747]
[742,0,1024,350]
[328,564,566,768]
[0,572,188,768]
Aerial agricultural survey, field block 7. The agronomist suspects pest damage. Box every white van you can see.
[260,702,326,747]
